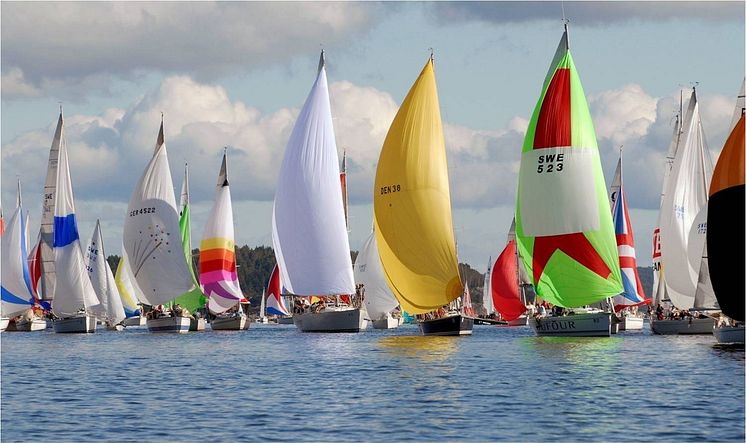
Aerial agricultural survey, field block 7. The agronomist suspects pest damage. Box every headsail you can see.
[271,51,355,296]
[707,108,744,321]
[491,223,528,321]
[1,203,35,318]
[354,229,399,320]
[51,125,102,317]
[85,220,126,325]
[114,249,143,318]
[515,26,622,307]
[175,163,207,312]
[265,263,289,316]
[123,120,195,306]
[609,151,649,311]
[200,152,243,314]
[658,89,713,309]
[373,57,463,314]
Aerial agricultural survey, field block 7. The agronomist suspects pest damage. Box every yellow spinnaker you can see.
[373,58,463,314]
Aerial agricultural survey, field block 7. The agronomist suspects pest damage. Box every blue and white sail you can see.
[1,200,35,318]
[51,123,102,317]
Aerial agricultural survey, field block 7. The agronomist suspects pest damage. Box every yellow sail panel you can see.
[373,59,463,314]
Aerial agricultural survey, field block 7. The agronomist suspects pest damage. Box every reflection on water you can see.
[520,336,622,366]
[711,344,745,362]
[377,334,459,362]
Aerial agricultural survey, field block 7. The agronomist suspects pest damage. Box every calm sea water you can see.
[1,322,743,442]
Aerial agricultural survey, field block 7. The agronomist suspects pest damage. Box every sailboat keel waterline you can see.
[7,318,47,332]
[529,312,612,337]
[650,317,714,335]
[371,313,403,330]
[419,314,474,336]
[211,315,250,331]
[146,316,191,333]
[293,307,368,333]
[53,315,96,333]
[714,325,745,344]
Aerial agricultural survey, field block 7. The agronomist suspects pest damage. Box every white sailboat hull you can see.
[529,313,611,337]
[0,317,9,332]
[371,314,402,330]
[293,308,367,333]
[122,316,147,327]
[211,315,250,331]
[620,316,644,331]
[10,319,47,332]
[714,325,745,344]
[147,317,190,333]
[53,315,96,333]
[650,317,714,335]
[189,318,206,331]
[507,315,529,326]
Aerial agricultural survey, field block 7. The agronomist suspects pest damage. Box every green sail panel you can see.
[515,28,622,308]
[173,176,207,313]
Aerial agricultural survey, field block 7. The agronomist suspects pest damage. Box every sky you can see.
[1,1,744,270]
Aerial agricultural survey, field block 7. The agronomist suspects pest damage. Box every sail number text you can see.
[129,207,156,216]
[380,184,401,195]
[536,153,564,173]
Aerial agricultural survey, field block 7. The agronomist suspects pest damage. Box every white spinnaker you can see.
[51,132,103,317]
[85,221,126,325]
[271,54,354,296]
[354,230,399,320]
[658,90,713,309]
[123,122,195,305]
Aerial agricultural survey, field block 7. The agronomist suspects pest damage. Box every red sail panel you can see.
[491,240,527,321]
[533,68,572,150]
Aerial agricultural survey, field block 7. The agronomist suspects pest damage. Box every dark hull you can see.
[707,185,744,322]
[419,315,474,336]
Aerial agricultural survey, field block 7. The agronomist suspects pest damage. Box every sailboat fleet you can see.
[1,27,742,343]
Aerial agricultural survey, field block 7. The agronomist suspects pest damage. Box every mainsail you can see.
[85,220,126,325]
[265,263,289,316]
[271,51,355,296]
[373,56,463,314]
[123,120,195,306]
[514,26,622,308]
[175,163,207,311]
[707,108,744,321]
[354,229,399,320]
[38,112,64,301]
[608,151,649,311]
[200,152,244,314]
[482,257,494,315]
[51,126,102,317]
[658,89,713,309]
[1,202,35,318]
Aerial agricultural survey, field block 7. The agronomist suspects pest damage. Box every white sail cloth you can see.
[1,205,35,317]
[51,131,103,317]
[39,113,64,301]
[85,221,126,325]
[659,90,713,309]
[271,59,355,296]
[354,230,399,320]
[482,257,494,315]
[123,124,195,305]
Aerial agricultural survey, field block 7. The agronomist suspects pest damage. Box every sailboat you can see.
[266,263,292,324]
[608,149,650,330]
[515,25,623,337]
[373,54,472,336]
[115,251,146,327]
[651,87,717,335]
[1,182,40,332]
[272,51,365,333]
[709,84,744,344]
[84,220,126,330]
[123,118,196,333]
[177,164,208,331]
[490,220,530,327]
[354,229,402,329]
[50,111,104,333]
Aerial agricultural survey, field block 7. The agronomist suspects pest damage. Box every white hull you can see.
[507,315,529,326]
[650,317,714,335]
[11,319,48,332]
[610,322,619,334]
[53,315,96,333]
[530,313,611,337]
[714,325,745,344]
[147,317,190,333]
[211,315,250,331]
[0,317,9,332]
[620,316,644,331]
[293,308,368,333]
[371,314,402,330]
[122,316,147,327]
[189,318,206,331]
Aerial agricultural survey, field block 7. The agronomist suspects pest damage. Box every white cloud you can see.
[1,2,382,99]
[1,68,41,98]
